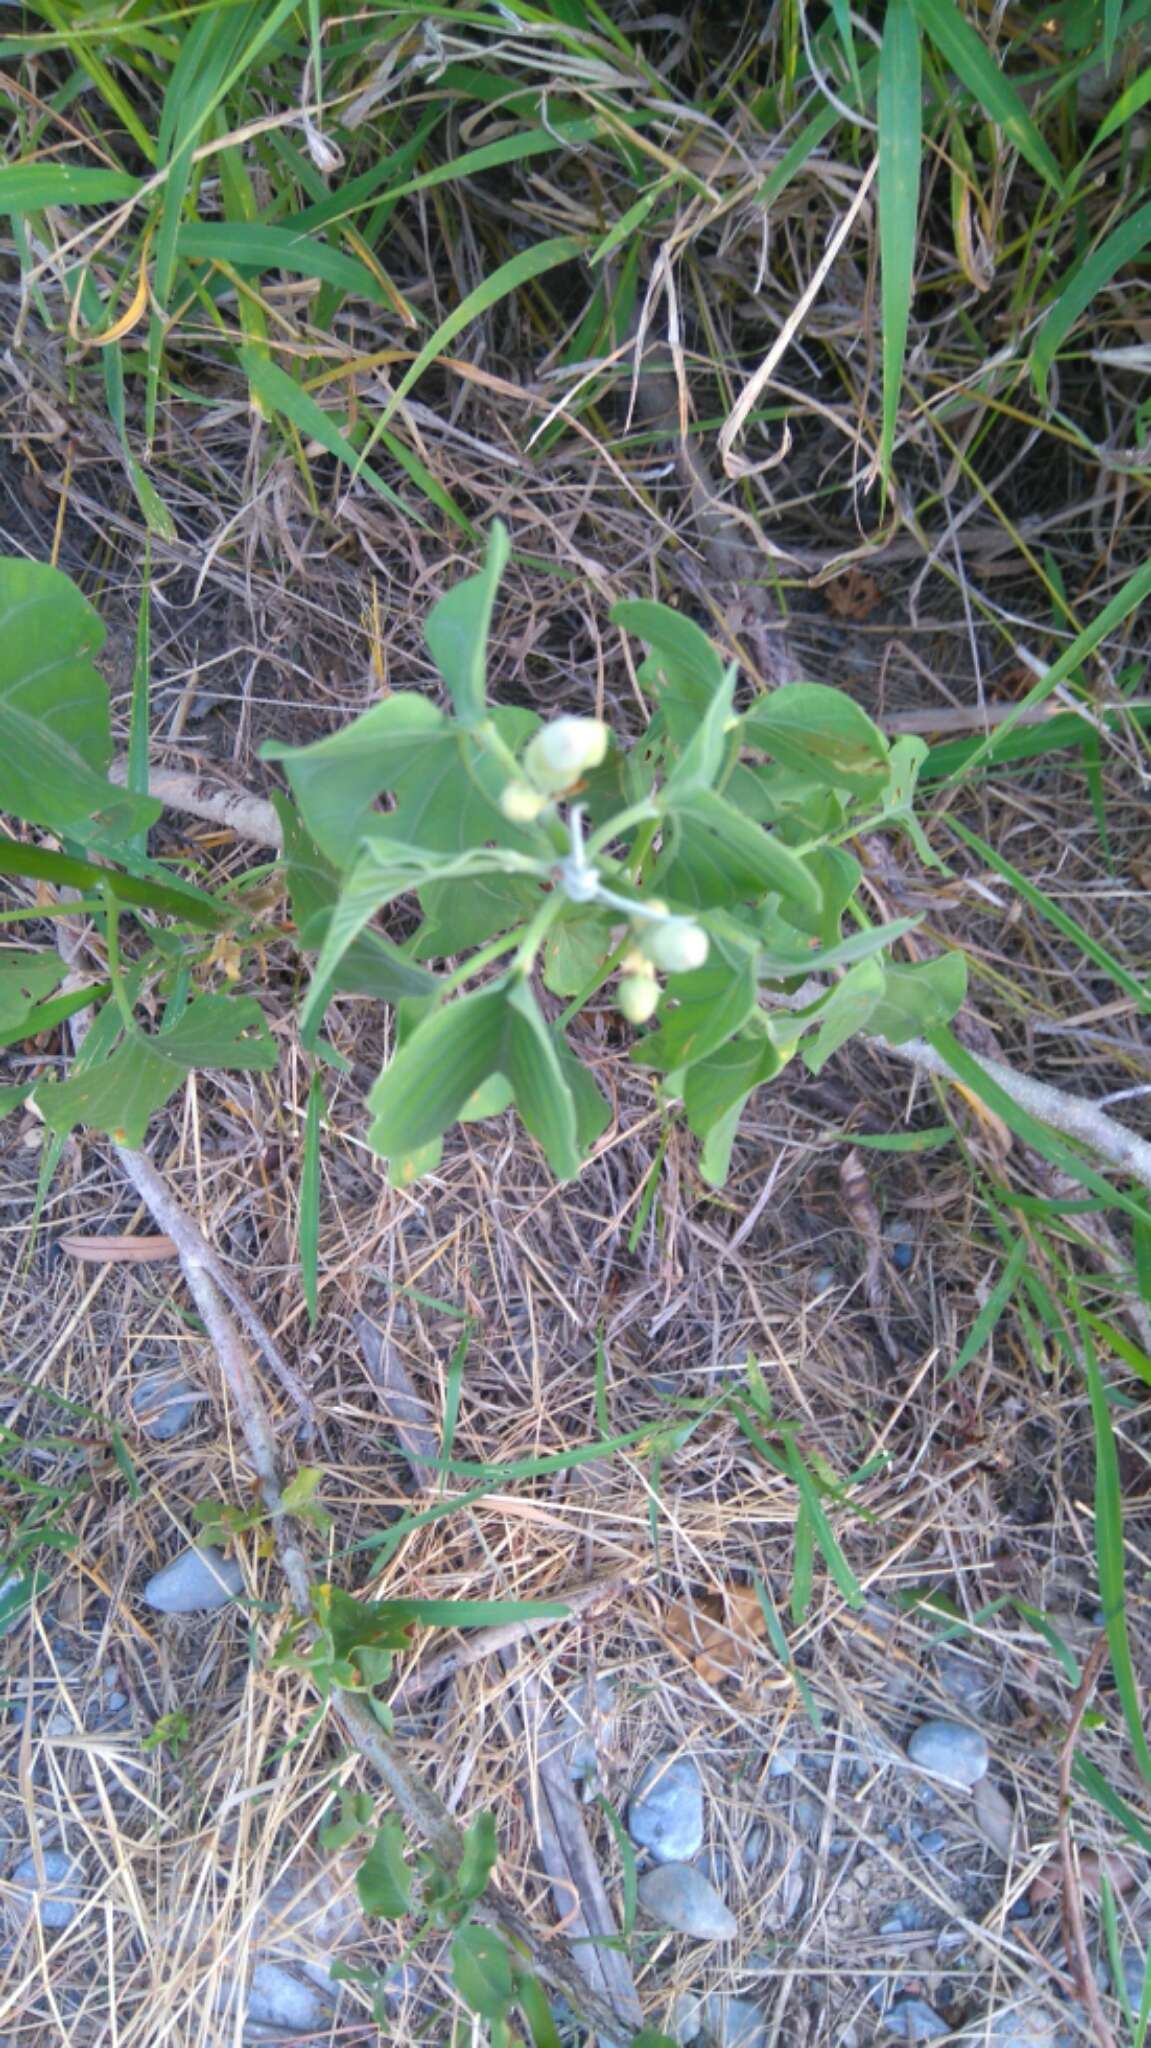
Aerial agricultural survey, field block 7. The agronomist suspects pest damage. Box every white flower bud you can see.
[523,716,610,794]
[499,781,548,823]
[617,972,660,1024]
[646,918,709,974]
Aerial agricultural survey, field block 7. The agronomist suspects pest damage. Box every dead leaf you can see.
[58,1233,177,1263]
[664,1585,771,1684]
[825,568,881,621]
[1030,1851,1136,1908]
[972,1776,1017,1860]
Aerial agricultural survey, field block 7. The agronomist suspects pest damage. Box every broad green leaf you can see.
[557,1037,612,1154]
[743,683,889,795]
[0,1082,35,1121]
[803,957,886,1073]
[424,522,510,725]
[266,694,447,865]
[611,599,728,721]
[456,1810,498,1902]
[0,951,63,1030]
[910,0,1063,189]
[515,1971,564,2048]
[777,844,862,946]
[682,1034,782,1137]
[317,1586,417,1660]
[36,995,277,1144]
[0,559,159,841]
[877,0,921,486]
[663,663,738,800]
[635,930,758,1074]
[451,1925,515,2021]
[542,911,610,997]
[1032,197,1151,397]
[356,1816,412,1919]
[367,984,508,1167]
[868,954,967,1042]
[273,797,438,1020]
[674,790,824,920]
[501,980,582,1179]
[0,164,141,209]
[368,979,583,1179]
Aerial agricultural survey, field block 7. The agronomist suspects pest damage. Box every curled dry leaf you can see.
[58,1233,178,1263]
[1030,1850,1137,1908]
[972,1775,1017,1860]
[664,1584,772,1685]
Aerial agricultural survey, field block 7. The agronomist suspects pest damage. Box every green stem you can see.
[585,799,660,862]
[100,883,137,1035]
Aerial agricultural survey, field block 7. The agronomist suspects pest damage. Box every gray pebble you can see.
[559,1677,617,1782]
[131,1369,205,1442]
[885,1997,950,2041]
[670,1990,704,2044]
[794,1794,823,1837]
[884,1219,915,1270]
[142,1546,244,1614]
[637,1863,737,1940]
[10,1850,83,1929]
[810,1265,839,1295]
[880,1898,932,1935]
[768,1743,798,1778]
[908,1719,988,1789]
[985,2002,1076,2048]
[104,1691,128,1714]
[628,1755,704,1864]
[935,1647,992,1711]
[246,1960,328,2031]
[916,1828,947,1855]
[700,1994,766,2047]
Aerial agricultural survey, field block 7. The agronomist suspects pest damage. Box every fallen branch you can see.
[884,1035,1151,1200]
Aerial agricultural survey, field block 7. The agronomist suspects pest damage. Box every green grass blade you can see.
[127,537,151,857]
[946,556,1151,779]
[0,164,140,208]
[945,1237,1028,1381]
[1032,196,1151,396]
[782,1437,863,1610]
[948,820,1151,1014]
[299,1070,323,1328]
[1080,1311,1151,1788]
[438,1326,469,1494]
[910,0,1063,188]
[877,0,921,486]
[357,236,585,479]
[925,1024,1150,1225]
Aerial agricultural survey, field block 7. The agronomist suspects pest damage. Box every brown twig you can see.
[1057,1633,1117,2048]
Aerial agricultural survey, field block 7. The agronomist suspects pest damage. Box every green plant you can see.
[0,534,963,1185]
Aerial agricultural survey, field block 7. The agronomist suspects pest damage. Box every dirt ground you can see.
[1,289,1150,2048]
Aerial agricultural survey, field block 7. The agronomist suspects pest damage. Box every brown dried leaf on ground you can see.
[1030,1850,1137,1907]
[664,1584,772,1685]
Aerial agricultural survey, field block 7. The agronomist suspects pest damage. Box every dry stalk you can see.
[1057,1634,1117,2048]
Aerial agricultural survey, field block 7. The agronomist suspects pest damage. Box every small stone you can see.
[880,1898,932,1934]
[142,1546,244,1614]
[104,1691,128,1714]
[10,1850,83,1929]
[884,1219,915,1271]
[637,1863,737,1940]
[985,2001,1075,2048]
[131,1369,204,1442]
[908,1719,988,1789]
[559,1677,617,1782]
[628,1755,704,1863]
[768,1743,798,1778]
[916,1828,947,1856]
[670,1990,705,2044]
[246,1960,328,2031]
[885,1997,950,2041]
[810,1265,839,1295]
[701,1994,766,2047]
[794,1793,823,1837]
[935,1647,992,1711]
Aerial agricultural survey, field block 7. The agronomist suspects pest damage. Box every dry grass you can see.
[2,5,1151,2040]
